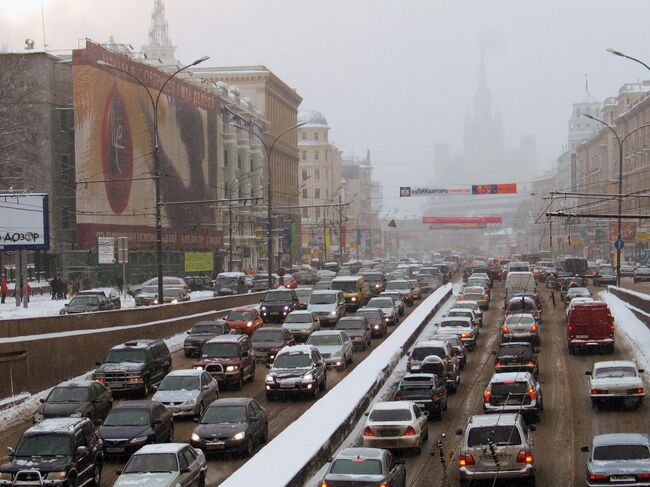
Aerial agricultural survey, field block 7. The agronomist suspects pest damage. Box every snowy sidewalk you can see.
[602,290,650,371]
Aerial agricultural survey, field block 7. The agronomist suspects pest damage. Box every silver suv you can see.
[307,290,346,326]
[407,340,460,392]
[456,413,536,486]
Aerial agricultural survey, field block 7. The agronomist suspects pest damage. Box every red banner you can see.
[471,184,517,194]
[610,222,637,241]
[422,216,502,224]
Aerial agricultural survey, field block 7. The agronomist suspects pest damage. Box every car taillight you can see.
[363,427,375,437]
[588,474,608,481]
[516,451,534,463]
[394,395,401,401]
[320,482,332,487]
[502,326,510,334]
[458,454,475,466]
[526,361,535,366]
[484,388,492,402]
[495,362,502,367]
[637,473,650,480]
[627,387,644,394]
[528,387,536,401]
[591,389,608,395]
[403,426,417,436]
[431,395,438,401]
[531,325,538,332]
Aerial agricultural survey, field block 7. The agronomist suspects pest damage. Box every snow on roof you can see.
[371,401,412,410]
[593,360,638,369]
[136,443,186,454]
[414,339,447,348]
[165,369,203,377]
[28,417,84,433]
[277,344,315,355]
[298,109,328,127]
[593,433,650,447]
[469,413,519,427]
[490,371,533,382]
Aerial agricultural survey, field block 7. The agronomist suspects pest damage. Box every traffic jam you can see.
[1,257,649,487]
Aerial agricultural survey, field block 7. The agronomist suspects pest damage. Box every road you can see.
[326,282,650,487]
[0,291,430,487]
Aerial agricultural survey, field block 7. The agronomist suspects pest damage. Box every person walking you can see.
[1,276,7,304]
[116,276,124,295]
[550,289,556,309]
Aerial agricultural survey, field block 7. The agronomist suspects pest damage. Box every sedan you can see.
[319,447,406,487]
[306,330,354,369]
[367,297,399,325]
[581,433,650,487]
[251,327,295,364]
[380,291,405,316]
[362,401,429,454]
[633,266,650,283]
[335,316,372,351]
[183,320,231,358]
[282,310,321,341]
[586,360,645,410]
[459,286,489,310]
[501,313,540,346]
[152,370,219,418]
[436,317,477,351]
[33,380,112,425]
[114,443,207,487]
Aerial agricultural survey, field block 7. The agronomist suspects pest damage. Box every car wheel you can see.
[250,364,256,382]
[91,460,102,486]
[320,375,327,391]
[348,351,353,364]
[567,344,575,355]
[184,350,191,358]
[67,474,79,487]
[243,437,254,458]
[312,384,320,400]
[168,423,174,442]
[526,475,536,487]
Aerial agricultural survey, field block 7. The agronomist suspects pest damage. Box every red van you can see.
[566,302,614,354]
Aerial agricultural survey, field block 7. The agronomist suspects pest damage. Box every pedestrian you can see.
[550,289,556,309]
[1,276,7,304]
[50,277,57,300]
[116,276,124,295]
[72,280,80,296]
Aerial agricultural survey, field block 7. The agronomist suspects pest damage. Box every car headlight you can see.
[303,373,314,381]
[129,436,148,444]
[191,433,201,442]
[261,306,267,311]
[226,365,239,372]
[351,297,357,301]
[246,321,253,327]
[184,398,197,405]
[232,431,246,441]
[385,317,391,322]
[265,374,274,384]
[373,324,380,329]
[194,366,203,371]
[70,412,82,418]
[330,311,337,316]
[0,472,13,481]
[171,299,178,304]
[284,305,289,310]
[153,299,159,304]
[45,472,67,481]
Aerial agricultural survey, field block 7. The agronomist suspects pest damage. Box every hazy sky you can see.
[2,0,650,212]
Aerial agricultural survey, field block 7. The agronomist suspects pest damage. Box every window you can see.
[302,188,308,199]
[315,207,321,218]
[302,151,307,161]
[302,207,308,218]
[315,168,320,179]
[302,169,308,181]
[301,132,306,140]
[314,132,319,141]
[315,189,321,199]
[314,151,319,160]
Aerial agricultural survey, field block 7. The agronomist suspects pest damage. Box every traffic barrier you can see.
[221,284,453,487]
[607,286,650,329]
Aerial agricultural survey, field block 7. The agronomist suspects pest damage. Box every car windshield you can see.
[568,288,590,296]
[158,375,199,391]
[467,426,522,447]
[296,289,312,296]
[162,288,181,297]
[273,353,312,368]
[504,315,535,325]
[330,458,383,475]
[103,349,147,364]
[15,434,71,457]
[265,291,292,301]
[386,281,410,290]
[600,267,615,276]
[252,329,284,342]
[217,277,240,287]
[191,324,224,334]
[368,298,393,308]
[336,320,365,330]
[228,310,254,320]
[369,408,412,422]
[103,409,151,426]
[141,286,158,294]
[448,311,471,319]
[309,293,337,304]
[507,300,536,313]
[412,347,444,360]
[364,274,383,283]
[201,342,239,359]
[357,310,381,322]
[638,267,650,272]
[440,320,468,328]
[595,366,637,378]
[69,296,99,306]
[593,445,650,461]
[491,382,528,396]
[123,453,178,474]
[46,386,90,402]
[307,334,342,346]
[285,314,313,323]
[201,405,247,424]
[331,281,359,292]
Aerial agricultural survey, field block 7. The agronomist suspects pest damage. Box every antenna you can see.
[40,0,47,48]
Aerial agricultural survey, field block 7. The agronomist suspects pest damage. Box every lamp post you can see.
[583,113,650,286]
[97,55,209,302]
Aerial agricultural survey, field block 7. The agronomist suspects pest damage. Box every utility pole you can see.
[549,219,553,260]
[228,187,233,272]
[356,216,360,261]
[338,193,343,265]
[323,216,327,264]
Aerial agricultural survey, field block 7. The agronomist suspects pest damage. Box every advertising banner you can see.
[422,216,502,224]
[73,40,222,250]
[184,252,214,273]
[97,237,115,264]
[610,222,637,241]
[0,193,49,251]
[400,184,517,197]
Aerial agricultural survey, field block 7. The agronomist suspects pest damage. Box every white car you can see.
[435,316,477,351]
[362,401,429,453]
[454,300,483,326]
[566,296,595,317]
[586,360,645,409]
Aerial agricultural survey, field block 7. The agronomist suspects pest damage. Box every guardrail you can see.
[608,286,650,329]
[220,284,453,487]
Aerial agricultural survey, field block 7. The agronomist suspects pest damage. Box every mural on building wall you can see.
[73,40,221,250]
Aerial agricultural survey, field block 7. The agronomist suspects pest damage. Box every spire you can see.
[142,0,177,65]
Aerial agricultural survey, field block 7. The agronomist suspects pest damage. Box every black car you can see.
[190,398,268,457]
[335,316,372,351]
[251,327,295,364]
[394,373,448,419]
[1,417,102,486]
[356,307,388,337]
[92,339,172,397]
[260,289,301,323]
[494,342,539,377]
[33,380,112,425]
[78,288,122,309]
[362,272,386,295]
[183,320,231,357]
[251,274,277,292]
[60,293,115,314]
[265,345,327,400]
[320,447,406,487]
[98,401,173,458]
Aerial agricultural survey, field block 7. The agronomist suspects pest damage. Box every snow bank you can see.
[220,284,452,487]
[602,291,650,371]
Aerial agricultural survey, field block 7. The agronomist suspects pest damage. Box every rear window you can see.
[593,444,650,461]
[440,320,469,328]
[412,346,444,360]
[594,366,637,379]
[498,344,532,356]
[491,382,528,396]
[369,408,412,422]
[336,319,365,330]
[504,315,534,326]
[467,425,522,447]
[464,287,484,294]
[330,458,383,475]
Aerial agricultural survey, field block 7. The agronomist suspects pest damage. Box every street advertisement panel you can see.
[610,222,637,241]
[97,237,115,264]
[400,184,517,196]
[0,193,49,250]
[422,216,502,224]
[184,252,214,273]
[73,40,222,251]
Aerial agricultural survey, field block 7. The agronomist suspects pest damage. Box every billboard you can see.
[184,252,214,273]
[73,41,222,251]
[422,216,502,224]
[611,222,637,241]
[0,193,49,250]
[400,184,517,197]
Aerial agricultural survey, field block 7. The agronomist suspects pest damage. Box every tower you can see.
[142,0,177,65]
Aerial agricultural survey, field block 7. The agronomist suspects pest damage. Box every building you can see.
[142,0,177,65]
[297,109,341,263]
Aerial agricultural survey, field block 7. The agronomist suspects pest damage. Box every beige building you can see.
[297,109,342,262]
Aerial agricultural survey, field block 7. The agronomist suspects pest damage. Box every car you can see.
[213,271,248,296]
[306,330,354,370]
[435,334,467,369]
[363,271,386,295]
[494,342,539,377]
[362,401,429,453]
[251,273,277,292]
[282,310,321,341]
[113,443,206,487]
[60,292,115,314]
[136,285,189,305]
[264,344,327,400]
[586,360,645,410]
[331,276,367,310]
[566,296,595,317]
[435,317,477,351]
[356,307,388,337]
[183,320,231,358]
[394,373,448,419]
[416,273,439,293]
[190,398,268,458]
[367,296,400,325]
[259,288,301,323]
[446,307,480,329]
[307,290,346,326]
[594,265,617,286]
[224,307,264,336]
[293,269,318,285]
[250,327,295,365]
[459,286,489,310]
[385,280,414,305]
[129,276,190,297]
[193,334,255,390]
[567,301,615,354]
[407,279,422,300]
[335,316,372,351]
[407,339,460,385]
[78,287,122,309]
[275,274,298,289]
[99,401,174,458]
[185,275,210,291]
[319,447,406,487]
[456,413,536,486]
[483,371,543,423]
[0,417,102,487]
[564,286,591,306]
[505,296,542,322]
[152,370,219,419]
[581,433,650,487]
[33,380,112,425]
[633,266,650,283]
[454,300,484,327]
[380,291,405,316]
[313,279,333,290]
[620,263,636,277]
[134,285,160,306]
[317,269,337,280]
[295,287,312,308]
[501,313,540,346]
[92,339,172,397]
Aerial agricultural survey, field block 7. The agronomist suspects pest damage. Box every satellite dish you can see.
[24,39,35,50]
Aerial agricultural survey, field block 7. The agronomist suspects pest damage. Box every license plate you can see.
[206,442,225,450]
[106,447,124,453]
[576,335,589,339]
[380,430,401,437]
[280,383,295,389]
[611,476,635,482]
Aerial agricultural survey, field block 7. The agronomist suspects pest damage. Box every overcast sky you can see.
[2,0,650,212]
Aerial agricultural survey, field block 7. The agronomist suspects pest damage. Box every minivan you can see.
[567,301,614,354]
[307,290,346,326]
[331,276,366,310]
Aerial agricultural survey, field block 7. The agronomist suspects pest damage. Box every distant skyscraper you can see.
[142,0,177,65]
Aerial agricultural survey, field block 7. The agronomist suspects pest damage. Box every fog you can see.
[2,0,650,212]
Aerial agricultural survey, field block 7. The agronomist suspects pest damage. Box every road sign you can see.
[97,237,115,264]
[614,239,625,250]
[117,237,128,264]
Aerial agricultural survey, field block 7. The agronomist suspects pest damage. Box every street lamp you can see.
[97,55,209,302]
[583,113,650,286]
[606,48,650,72]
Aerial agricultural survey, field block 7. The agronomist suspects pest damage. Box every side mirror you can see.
[75,446,87,457]
[580,446,590,453]
[639,369,645,374]
[266,363,272,368]
[193,417,199,423]
[242,351,249,358]
[585,371,592,376]
[364,411,370,416]
[39,398,45,403]
[529,424,536,432]
[455,428,463,436]
[6,447,14,457]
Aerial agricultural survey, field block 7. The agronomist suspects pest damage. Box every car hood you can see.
[261,301,291,307]
[40,401,85,418]
[2,455,71,473]
[590,377,642,389]
[96,363,146,373]
[252,341,284,350]
[270,366,312,379]
[66,304,98,313]
[308,304,336,312]
[589,459,650,476]
[338,329,364,338]
[313,345,344,355]
[184,334,215,343]
[194,422,248,438]
[114,472,178,487]
[376,306,395,315]
[99,424,153,440]
[152,389,198,403]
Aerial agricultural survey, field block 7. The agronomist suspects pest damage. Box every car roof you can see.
[414,340,447,348]
[205,334,246,344]
[288,310,313,315]
[206,397,252,407]
[112,339,159,350]
[229,307,257,312]
[372,401,412,410]
[448,308,474,314]
[311,289,339,294]
[468,413,520,427]
[53,380,96,388]
[402,373,436,380]
[333,276,362,281]
[217,272,246,277]
[277,344,315,355]
[490,371,534,383]
[26,417,88,434]
[136,443,187,455]
[337,447,385,460]
[504,313,536,319]
[440,316,472,323]
[310,330,345,337]
[592,433,650,447]
[165,369,203,377]
[593,360,638,369]
[112,401,160,411]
